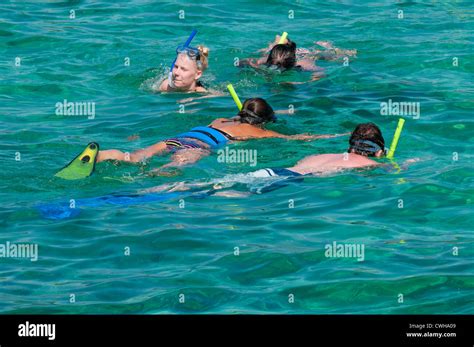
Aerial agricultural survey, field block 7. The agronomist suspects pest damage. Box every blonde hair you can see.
[197,45,209,71]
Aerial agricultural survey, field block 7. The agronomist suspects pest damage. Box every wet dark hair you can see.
[265,39,297,70]
[348,123,385,157]
[236,98,276,125]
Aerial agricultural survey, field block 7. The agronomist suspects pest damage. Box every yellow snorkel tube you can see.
[278,32,288,44]
[227,84,243,111]
[387,118,405,159]
[386,118,405,175]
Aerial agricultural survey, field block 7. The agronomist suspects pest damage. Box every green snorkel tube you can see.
[386,118,405,173]
[226,84,277,123]
[226,84,243,110]
[387,118,405,160]
[278,32,288,44]
[169,29,198,88]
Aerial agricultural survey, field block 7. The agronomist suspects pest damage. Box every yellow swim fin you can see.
[55,142,99,180]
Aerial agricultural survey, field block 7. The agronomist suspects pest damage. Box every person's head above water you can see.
[348,123,385,157]
[266,39,297,70]
[235,98,276,125]
[171,45,209,90]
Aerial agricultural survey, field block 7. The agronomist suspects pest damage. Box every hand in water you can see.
[315,132,351,139]
[148,167,182,177]
[141,182,179,193]
[314,41,334,49]
[127,134,140,141]
[213,190,251,198]
[178,97,199,104]
[404,158,421,164]
[293,134,320,141]
[290,133,349,141]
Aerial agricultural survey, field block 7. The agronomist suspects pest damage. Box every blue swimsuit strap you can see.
[176,126,228,148]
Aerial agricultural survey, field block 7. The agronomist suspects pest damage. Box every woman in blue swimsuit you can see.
[96,98,344,174]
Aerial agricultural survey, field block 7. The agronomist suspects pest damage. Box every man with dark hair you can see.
[276,122,385,177]
[347,122,385,157]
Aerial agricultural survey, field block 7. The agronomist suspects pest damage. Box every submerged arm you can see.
[238,57,266,68]
[179,91,226,104]
[281,70,325,85]
[310,41,358,61]
[276,132,351,141]
[233,127,350,141]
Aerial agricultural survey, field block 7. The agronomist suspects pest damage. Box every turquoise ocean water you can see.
[0,1,473,314]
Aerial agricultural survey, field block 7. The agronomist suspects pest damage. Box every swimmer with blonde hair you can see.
[154,45,210,93]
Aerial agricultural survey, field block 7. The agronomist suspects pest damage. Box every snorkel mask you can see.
[239,108,277,124]
[175,44,202,70]
[349,140,387,157]
[176,44,201,59]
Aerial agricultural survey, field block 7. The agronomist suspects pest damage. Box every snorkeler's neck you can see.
[187,80,198,91]
[170,80,198,92]
[169,83,193,92]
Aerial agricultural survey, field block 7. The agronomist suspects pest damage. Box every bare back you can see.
[209,118,275,139]
[288,153,379,175]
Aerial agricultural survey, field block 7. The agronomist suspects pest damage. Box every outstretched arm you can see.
[142,178,250,198]
[238,57,267,68]
[281,70,325,85]
[296,59,320,71]
[378,157,423,173]
[179,91,226,104]
[399,157,423,170]
[276,132,350,141]
[142,180,210,193]
[233,127,350,141]
[309,41,357,61]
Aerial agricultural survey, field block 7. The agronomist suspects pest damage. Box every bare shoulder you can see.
[211,119,255,130]
[154,79,167,92]
[297,59,317,71]
[210,118,231,126]
[195,86,207,93]
[348,153,379,165]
